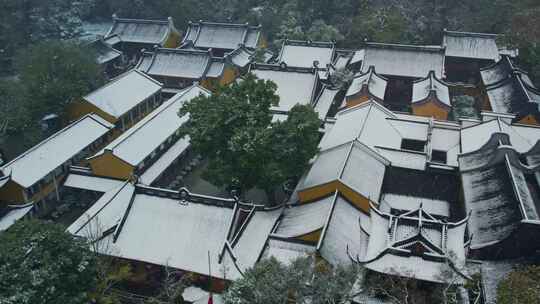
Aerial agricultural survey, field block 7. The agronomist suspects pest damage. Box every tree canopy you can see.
[497,265,540,304]
[179,74,320,203]
[223,257,359,304]
[0,220,97,304]
[15,40,104,118]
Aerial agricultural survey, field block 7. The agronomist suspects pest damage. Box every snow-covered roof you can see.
[137,48,224,80]
[88,38,122,64]
[318,195,366,266]
[361,204,468,283]
[182,21,261,50]
[274,196,335,238]
[346,66,387,101]
[227,46,254,68]
[361,43,445,78]
[139,138,190,185]
[459,129,540,250]
[222,207,282,279]
[106,16,177,45]
[485,72,540,119]
[0,114,113,188]
[350,49,365,65]
[108,193,232,277]
[318,101,461,168]
[333,54,351,70]
[412,70,451,107]
[480,55,527,87]
[89,85,210,166]
[380,194,450,217]
[460,114,540,155]
[64,173,126,193]
[313,85,340,120]
[83,70,162,119]
[250,64,318,113]
[262,237,316,265]
[443,30,499,61]
[277,40,335,69]
[0,203,34,231]
[68,181,135,235]
[301,141,388,202]
[69,184,279,280]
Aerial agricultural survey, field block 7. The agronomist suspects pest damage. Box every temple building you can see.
[359,43,446,112]
[480,56,540,125]
[411,71,452,120]
[459,112,540,259]
[86,37,124,77]
[344,66,387,108]
[87,85,209,183]
[67,70,163,132]
[68,184,282,289]
[136,48,238,92]
[274,40,335,69]
[181,21,264,56]
[358,204,469,283]
[0,114,114,210]
[105,15,181,59]
[442,30,499,83]
[292,101,462,233]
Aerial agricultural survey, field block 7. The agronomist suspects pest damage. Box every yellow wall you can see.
[298,180,371,214]
[346,94,371,108]
[88,151,134,180]
[67,100,118,124]
[220,66,238,86]
[412,99,450,120]
[518,114,540,126]
[163,31,181,48]
[0,181,25,203]
[298,181,340,203]
[258,35,268,49]
[296,228,322,243]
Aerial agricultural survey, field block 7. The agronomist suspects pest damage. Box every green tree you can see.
[497,265,540,304]
[179,74,320,204]
[0,79,31,142]
[0,0,94,69]
[0,220,97,304]
[15,40,104,119]
[345,5,411,47]
[223,257,359,304]
[506,3,540,87]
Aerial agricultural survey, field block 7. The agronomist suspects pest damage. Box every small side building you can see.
[136,48,238,92]
[344,66,387,108]
[275,40,335,69]
[411,70,452,120]
[105,15,181,59]
[459,114,540,258]
[181,21,264,56]
[87,85,210,181]
[484,71,540,125]
[87,37,124,77]
[443,30,499,83]
[68,69,163,131]
[0,114,114,210]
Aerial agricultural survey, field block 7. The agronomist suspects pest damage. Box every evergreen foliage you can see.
[0,220,97,304]
[179,74,320,203]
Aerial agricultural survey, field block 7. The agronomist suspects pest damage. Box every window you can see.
[431,150,447,164]
[401,139,426,152]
